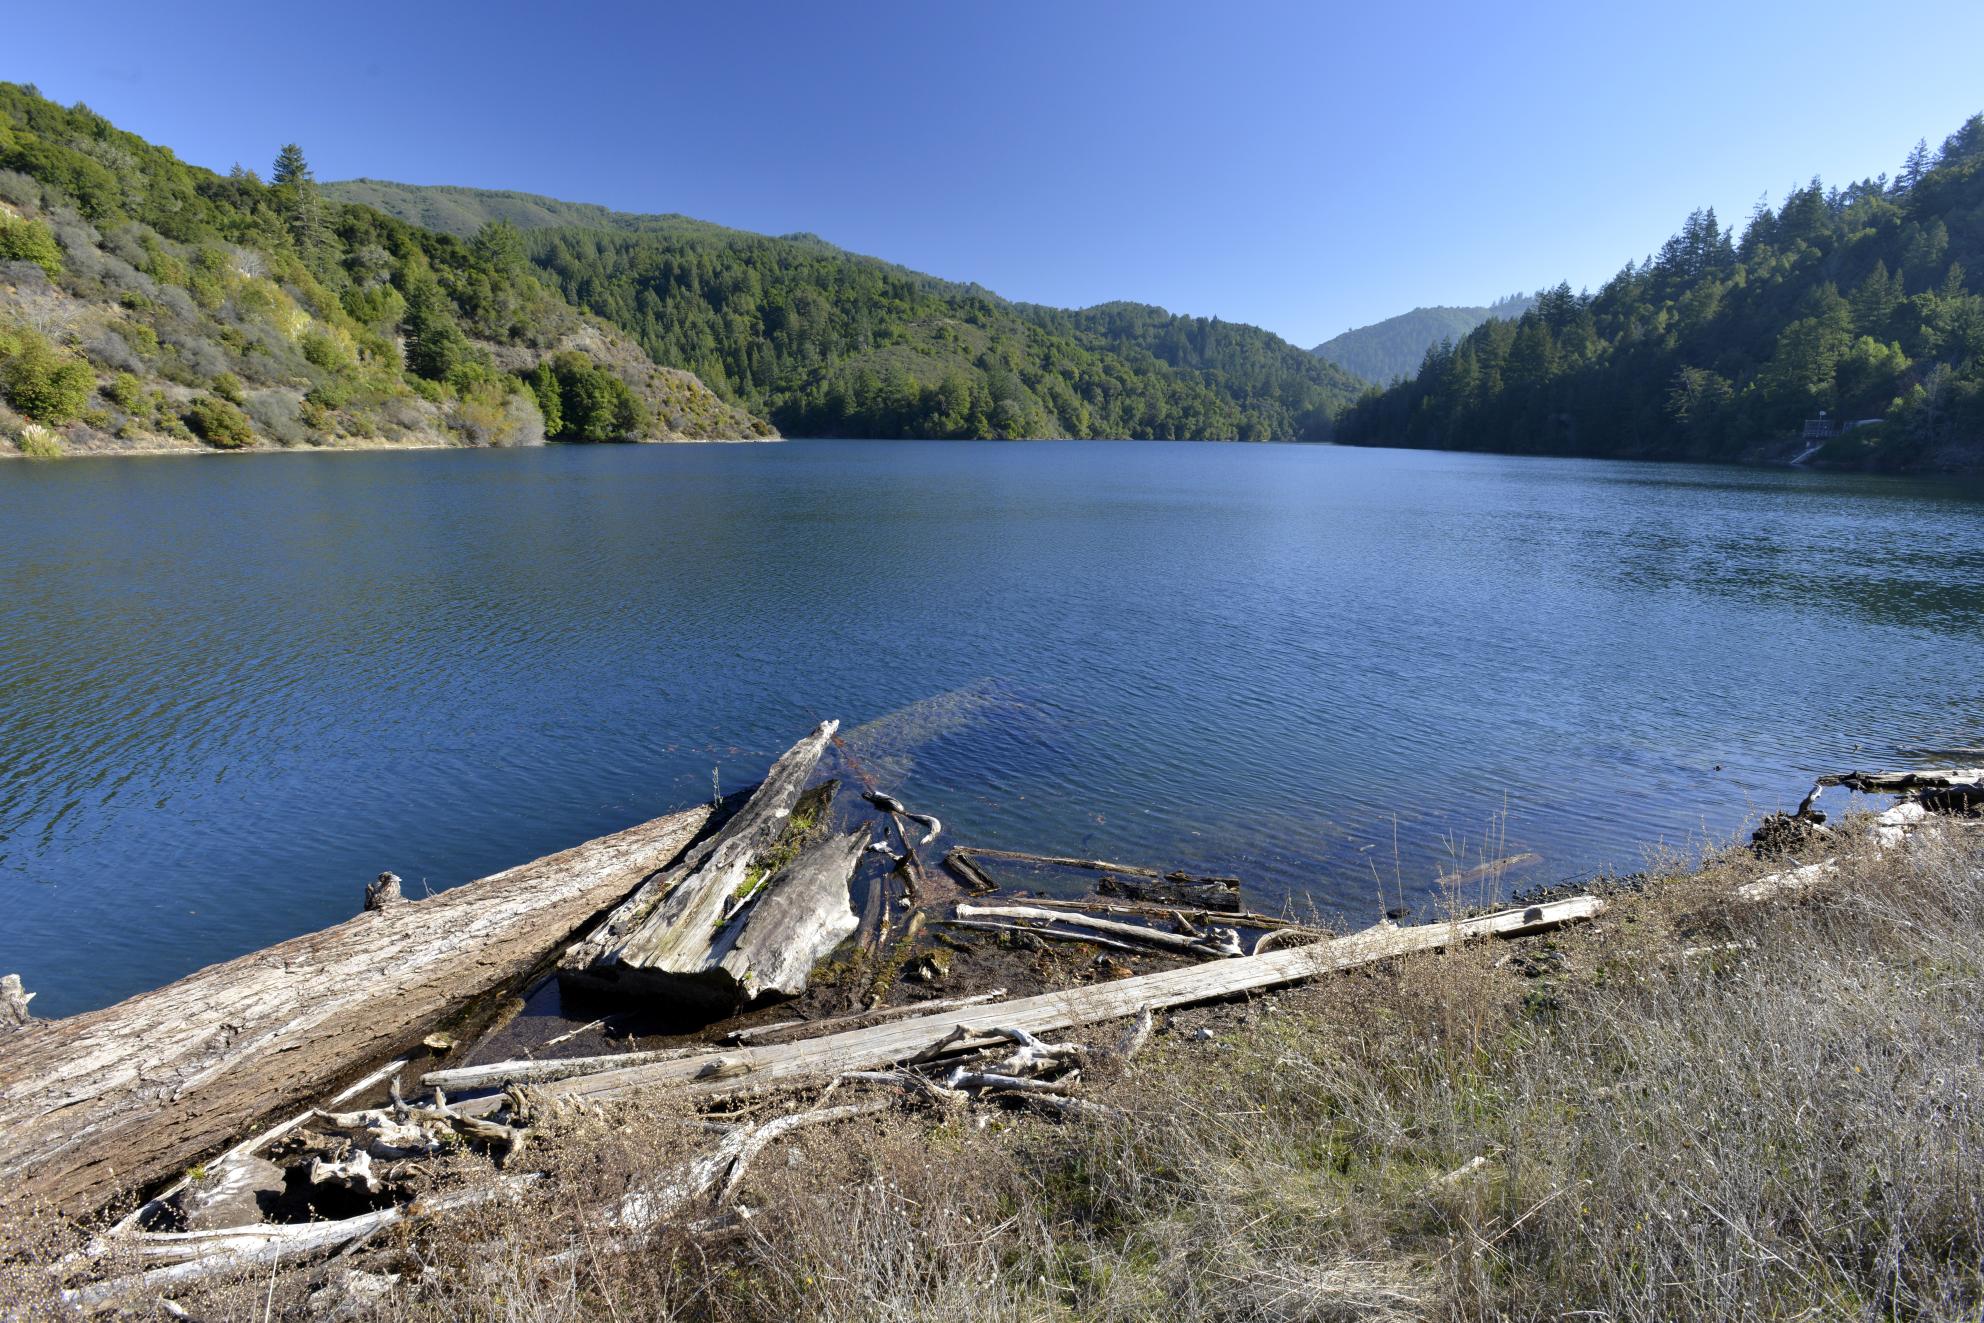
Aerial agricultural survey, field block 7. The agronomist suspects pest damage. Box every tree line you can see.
[1337,116,1984,467]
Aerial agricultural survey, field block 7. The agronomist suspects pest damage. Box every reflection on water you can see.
[2,441,1981,1015]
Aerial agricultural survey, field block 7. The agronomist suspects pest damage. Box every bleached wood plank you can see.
[545,896,1606,1105]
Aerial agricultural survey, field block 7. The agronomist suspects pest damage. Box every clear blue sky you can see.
[9,0,1983,346]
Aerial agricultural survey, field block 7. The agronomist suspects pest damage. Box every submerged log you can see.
[0,803,711,1218]
[948,845,1241,889]
[559,723,840,1005]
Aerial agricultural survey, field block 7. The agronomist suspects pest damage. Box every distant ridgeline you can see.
[1311,295,1534,385]
[328,180,1366,441]
[0,83,771,456]
[1337,115,1984,469]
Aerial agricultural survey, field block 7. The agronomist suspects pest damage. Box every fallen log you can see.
[539,896,1605,1106]
[1095,874,1243,911]
[559,723,840,1007]
[0,802,712,1218]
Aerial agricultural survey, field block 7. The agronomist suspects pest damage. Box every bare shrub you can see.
[244,389,306,446]
[82,330,142,374]
[0,168,41,209]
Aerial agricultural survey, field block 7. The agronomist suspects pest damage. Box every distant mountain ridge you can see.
[326,180,1366,441]
[1310,296,1534,384]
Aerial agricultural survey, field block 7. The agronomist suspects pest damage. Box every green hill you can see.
[0,84,768,460]
[1337,117,1984,470]
[326,181,1365,440]
[1311,296,1533,384]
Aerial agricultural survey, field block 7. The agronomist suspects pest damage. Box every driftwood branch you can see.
[939,918,1148,954]
[422,1046,701,1092]
[955,903,1235,956]
[70,1177,540,1310]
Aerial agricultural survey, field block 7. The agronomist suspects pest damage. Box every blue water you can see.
[4,440,1981,1016]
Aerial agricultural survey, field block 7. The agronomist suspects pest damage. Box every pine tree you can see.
[1897,139,1931,194]
[271,143,313,188]
[270,143,324,253]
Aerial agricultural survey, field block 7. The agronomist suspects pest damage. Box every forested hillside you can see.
[1311,295,1532,384]
[0,84,767,459]
[328,182,1365,440]
[1337,117,1984,469]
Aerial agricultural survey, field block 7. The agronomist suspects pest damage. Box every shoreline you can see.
[0,434,786,462]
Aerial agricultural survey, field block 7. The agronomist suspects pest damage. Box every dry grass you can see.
[6,823,1980,1322]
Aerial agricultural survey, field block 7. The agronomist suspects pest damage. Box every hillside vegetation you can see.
[1311,295,1533,384]
[1339,116,1984,469]
[328,182,1366,440]
[0,84,768,459]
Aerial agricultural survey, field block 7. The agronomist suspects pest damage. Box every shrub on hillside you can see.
[1,328,93,423]
[183,394,254,449]
[0,212,62,276]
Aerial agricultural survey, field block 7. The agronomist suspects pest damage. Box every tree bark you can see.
[0,803,710,1218]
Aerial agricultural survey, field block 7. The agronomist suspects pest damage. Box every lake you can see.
[4,440,1981,1017]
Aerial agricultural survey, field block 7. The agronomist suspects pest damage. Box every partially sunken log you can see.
[559,722,841,1006]
[0,802,711,1218]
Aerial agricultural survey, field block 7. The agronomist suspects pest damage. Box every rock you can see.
[173,1155,287,1230]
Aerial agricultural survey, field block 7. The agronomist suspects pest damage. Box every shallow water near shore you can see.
[3,439,1982,1016]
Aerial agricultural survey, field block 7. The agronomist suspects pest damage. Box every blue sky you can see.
[9,0,1982,346]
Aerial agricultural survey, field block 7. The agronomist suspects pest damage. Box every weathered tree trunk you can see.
[706,829,865,1002]
[0,803,711,1218]
[558,722,841,1006]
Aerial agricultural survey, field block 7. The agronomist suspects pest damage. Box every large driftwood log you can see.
[538,896,1606,1106]
[0,803,711,1218]
[559,723,839,1005]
